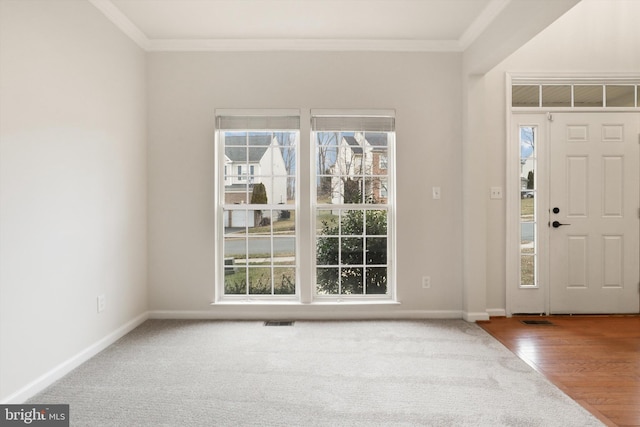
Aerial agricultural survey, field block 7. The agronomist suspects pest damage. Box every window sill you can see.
[211,299,401,306]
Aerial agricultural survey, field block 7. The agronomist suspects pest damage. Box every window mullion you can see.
[363,210,367,295]
[270,210,274,295]
[244,220,249,296]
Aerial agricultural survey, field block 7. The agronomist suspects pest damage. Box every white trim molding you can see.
[88,0,508,53]
[88,0,150,50]
[149,309,464,321]
[486,308,507,318]
[509,72,640,86]
[147,39,462,53]
[459,0,510,50]
[1,312,149,404]
[505,72,640,317]
[463,311,491,322]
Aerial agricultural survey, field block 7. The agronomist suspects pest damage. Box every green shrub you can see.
[250,183,268,204]
[316,210,387,295]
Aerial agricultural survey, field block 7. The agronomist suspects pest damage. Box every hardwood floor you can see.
[478,316,640,427]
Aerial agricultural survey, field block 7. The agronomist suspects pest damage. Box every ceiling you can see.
[90,0,509,51]
[88,0,582,73]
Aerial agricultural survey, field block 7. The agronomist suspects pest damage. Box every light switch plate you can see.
[432,187,441,199]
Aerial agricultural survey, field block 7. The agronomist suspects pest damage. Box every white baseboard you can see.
[486,308,507,317]
[2,312,149,404]
[1,306,493,403]
[463,311,491,322]
[149,309,464,321]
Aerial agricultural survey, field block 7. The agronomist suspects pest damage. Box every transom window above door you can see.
[512,83,639,108]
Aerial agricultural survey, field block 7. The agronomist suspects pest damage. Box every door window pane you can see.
[606,85,635,107]
[520,126,537,288]
[574,85,603,107]
[542,85,571,107]
[520,255,535,287]
[512,85,540,107]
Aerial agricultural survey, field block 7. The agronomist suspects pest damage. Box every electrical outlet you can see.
[97,295,106,313]
[422,276,431,289]
[490,186,503,199]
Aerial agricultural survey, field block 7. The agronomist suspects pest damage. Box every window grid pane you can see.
[223,208,297,296]
[512,85,540,107]
[314,128,392,297]
[606,85,636,107]
[220,126,298,298]
[574,85,603,107]
[314,208,390,295]
[542,85,572,107]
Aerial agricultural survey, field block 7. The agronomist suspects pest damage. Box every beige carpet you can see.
[29,320,603,426]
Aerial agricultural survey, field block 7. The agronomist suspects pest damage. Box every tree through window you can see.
[215,110,395,301]
[312,112,395,298]
[216,114,299,298]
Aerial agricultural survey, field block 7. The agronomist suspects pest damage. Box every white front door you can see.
[549,113,640,314]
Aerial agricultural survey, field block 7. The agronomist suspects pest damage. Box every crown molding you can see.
[459,0,510,50]
[89,0,488,53]
[146,38,463,52]
[88,0,150,50]
[509,72,640,85]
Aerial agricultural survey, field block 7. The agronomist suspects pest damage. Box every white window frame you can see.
[214,109,396,303]
[215,110,300,301]
[311,109,396,301]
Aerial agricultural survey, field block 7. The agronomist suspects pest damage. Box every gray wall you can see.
[147,51,464,317]
[0,0,148,401]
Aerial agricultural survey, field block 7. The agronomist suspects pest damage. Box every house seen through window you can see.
[216,111,394,301]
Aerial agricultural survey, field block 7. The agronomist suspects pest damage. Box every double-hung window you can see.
[216,112,299,299]
[312,111,395,299]
[215,110,395,301]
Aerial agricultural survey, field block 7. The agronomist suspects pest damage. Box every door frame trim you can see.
[505,73,640,317]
